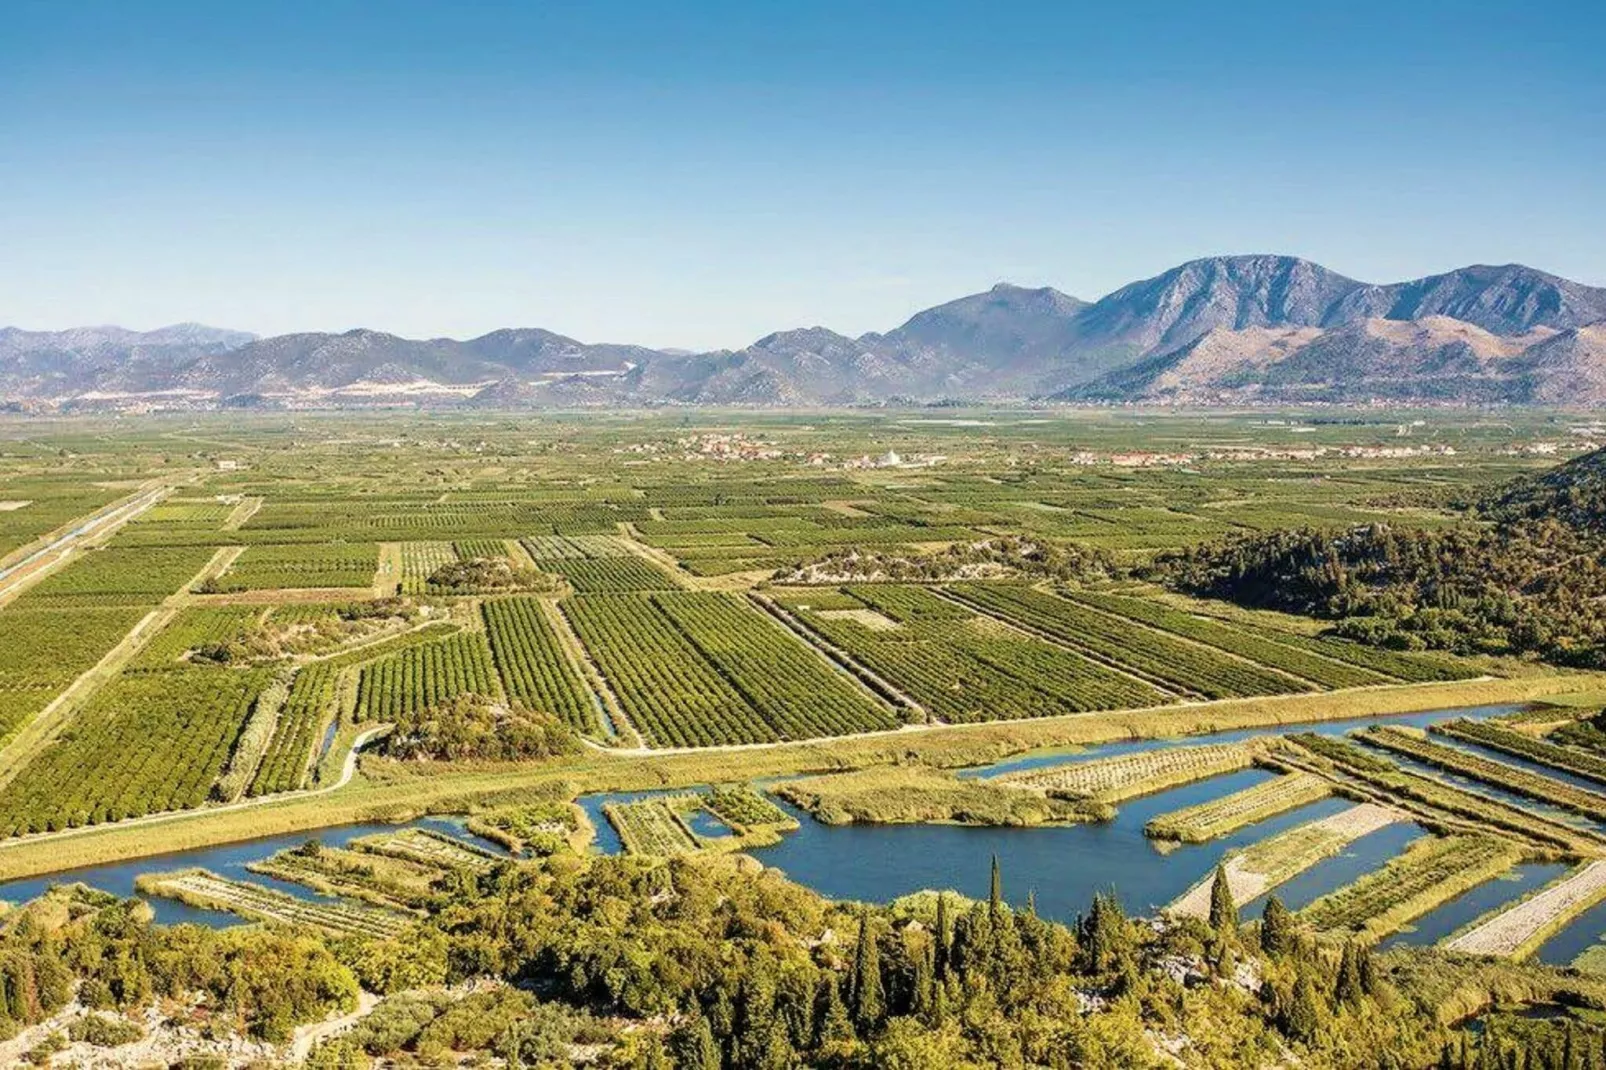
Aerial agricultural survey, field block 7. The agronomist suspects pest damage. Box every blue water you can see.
[0,702,1558,940]
[0,816,505,928]
[1537,887,1606,968]
[1380,863,1569,950]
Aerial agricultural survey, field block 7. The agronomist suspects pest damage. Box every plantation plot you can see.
[248,662,338,795]
[947,584,1309,699]
[352,827,500,872]
[0,667,272,835]
[705,785,799,832]
[1434,718,1606,786]
[1300,835,1524,943]
[250,844,446,909]
[136,868,414,938]
[22,545,220,606]
[127,605,263,671]
[564,593,776,746]
[399,541,457,594]
[536,555,678,592]
[221,543,379,590]
[650,592,899,739]
[1360,726,1606,821]
[481,597,599,733]
[605,796,705,856]
[1167,803,1400,918]
[0,605,148,743]
[354,630,499,722]
[1146,772,1332,842]
[993,741,1260,803]
[1061,590,1391,689]
[1235,622,1478,683]
[778,587,1165,724]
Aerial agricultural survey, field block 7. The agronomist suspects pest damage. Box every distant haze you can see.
[6,255,1606,409]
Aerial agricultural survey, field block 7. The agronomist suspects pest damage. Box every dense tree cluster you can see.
[773,536,1115,584]
[1153,521,1606,666]
[0,885,356,1044]
[374,693,581,762]
[427,557,559,593]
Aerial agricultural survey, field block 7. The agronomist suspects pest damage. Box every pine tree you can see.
[850,905,884,1032]
[814,975,854,1051]
[1208,863,1238,936]
[1261,895,1296,957]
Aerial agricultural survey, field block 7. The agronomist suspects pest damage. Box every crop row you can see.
[947,584,1309,699]
[248,662,339,795]
[0,667,271,835]
[794,587,1166,720]
[481,597,598,732]
[993,742,1259,803]
[23,545,220,606]
[136,869,413,938]
[222,542,378,590]
[651,592,898,739]
[400,541,458,594]
[1299,835,1522,943]
[605,796,704,856]
[1236,621,1477,683]
[531,555,677,592]
[1061,590,1391,689]
[1359,726,1606,821]
[1433,718,1606,786]
[564,594,777,746]
[1145,772,1331,842]
[354,630,499,722]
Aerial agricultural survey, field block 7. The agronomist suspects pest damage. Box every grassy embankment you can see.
[0,672,1595,882]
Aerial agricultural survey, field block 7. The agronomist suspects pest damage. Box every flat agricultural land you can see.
[0,409,1595,879]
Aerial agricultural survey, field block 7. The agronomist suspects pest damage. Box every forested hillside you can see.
[1155,448,1606,665]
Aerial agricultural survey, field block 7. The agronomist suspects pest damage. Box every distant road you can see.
[0,486,169,603]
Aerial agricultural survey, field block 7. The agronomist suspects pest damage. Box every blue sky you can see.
[2,0,1602,349]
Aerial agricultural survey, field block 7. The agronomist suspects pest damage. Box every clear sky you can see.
[2,0,1602,350]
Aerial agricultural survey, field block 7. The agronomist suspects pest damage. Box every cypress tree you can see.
[670,1015,721,1070]
[1281,970,1323,1044]
[1335,942,1364,1007]
[1208,863,1237,936]
[1261,895,1296,957]
[850,905,884,1032]
[989,855,1003,918]
[934,892,951,983]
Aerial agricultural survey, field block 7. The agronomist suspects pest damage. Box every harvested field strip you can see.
[605,796,703,856]
[1299,835,1524,944]
[1166,803,1399,918]
[1434,718,1606,786]
[1062,590,1391,689]
[1145,772,1331,842]
[1360,726,1606,822]
[992,741,1259,803]
[351,827,500,872]
[1443,860,1606,958]
[947,583,1310,700]
[135,868,414,938]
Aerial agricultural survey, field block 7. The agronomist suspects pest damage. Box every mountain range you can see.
[5,255,1605,409]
